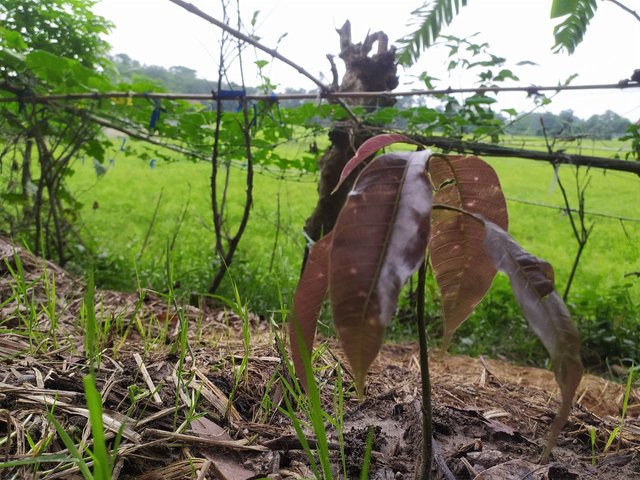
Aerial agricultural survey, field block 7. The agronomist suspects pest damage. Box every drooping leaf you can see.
[428,155,508,346]
[289,232,333,387]
[396,0,469,66]
[482,220,583,462]
[552,0,597,53]
[330,151,433,395]
[550,0,579,18]
[331,133,420,194]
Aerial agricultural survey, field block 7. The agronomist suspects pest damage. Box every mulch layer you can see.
[1,235,639,479]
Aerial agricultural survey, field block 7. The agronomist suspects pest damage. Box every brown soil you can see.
[1,235,639,479]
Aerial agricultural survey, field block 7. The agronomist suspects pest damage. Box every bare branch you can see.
[408,133,640,175]
[77,109,209,161]
[167,0,360,122]
[607,0,640,22]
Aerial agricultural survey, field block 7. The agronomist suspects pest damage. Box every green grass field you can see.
[69,139,316,312]
[67,135,640,368]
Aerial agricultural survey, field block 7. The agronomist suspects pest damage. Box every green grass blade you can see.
[281,389,321,479]
[335,364,347,479]
[83,375,111,480]
[604,426,620,453]
[621,366,635,420]
[292,321,333,479]
[84,273,97,372]
[48,414,94,480]
[0,454,79,468]
[360,426,375,480]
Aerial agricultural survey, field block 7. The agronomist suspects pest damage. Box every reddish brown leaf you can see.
[428,155,508,346]
[289,232,333,387]
[482,221,583,461]
[331,133,421,194]
[330,150,432,394]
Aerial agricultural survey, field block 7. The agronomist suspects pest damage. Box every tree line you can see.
[506,109,632,140]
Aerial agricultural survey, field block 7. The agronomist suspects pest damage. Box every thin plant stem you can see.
[556,168,594,301]
[268,187,282,272]
[137,188,164,262]
[416,261,432,480]
[167,0,360,124]
[208,3,255,294]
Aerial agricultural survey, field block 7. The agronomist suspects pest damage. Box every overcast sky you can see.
[94,0,640,120]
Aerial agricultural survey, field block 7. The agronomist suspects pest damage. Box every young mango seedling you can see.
[289,134,583,477]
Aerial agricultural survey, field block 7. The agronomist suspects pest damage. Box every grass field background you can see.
[67,134,640,367]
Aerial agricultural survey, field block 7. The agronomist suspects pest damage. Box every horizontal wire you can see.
[506,197,640,223]
[2,82,639,104]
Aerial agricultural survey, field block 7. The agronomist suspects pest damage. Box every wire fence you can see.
[2,81,640,104]
[506,197,640,224]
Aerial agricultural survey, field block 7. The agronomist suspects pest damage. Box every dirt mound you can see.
[1,236,639,479]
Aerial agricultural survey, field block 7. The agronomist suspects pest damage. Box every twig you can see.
[144,428,267,451]
[167,0,360,123]
[268,188,281,272]
[408,132,640,175]
[433,440,457,480]
[208,8,255,294]
[2,410,11,463]
[74,108,209,161]
[210,23,227,280]
[415,261,433,480]
[326,55,339,90]
[607,0,640,23]
[196,460,212,480]
[262,434,344,452]
[133,353,163,405]
[168,192,191,255]
[168,0,322,91]
[137,189,164,263]
[556,169,594,301]
[460,457,479,477]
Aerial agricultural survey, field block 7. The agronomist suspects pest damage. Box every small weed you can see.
[604,364,637,453]
[45,374,123,480]
[277,329,333,480]
[360,426,375,480]
[162,248,192,431]
[82,273,100,372]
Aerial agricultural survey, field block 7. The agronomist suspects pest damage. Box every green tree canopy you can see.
[0,0,112,68]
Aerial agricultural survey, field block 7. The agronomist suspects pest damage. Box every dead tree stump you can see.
[303,21,398,245]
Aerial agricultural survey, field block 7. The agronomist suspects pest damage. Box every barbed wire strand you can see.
[1,81,639,104]
[506,197,640,223]
[203,156,638,223]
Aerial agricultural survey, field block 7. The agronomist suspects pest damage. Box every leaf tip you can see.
[354,373,366,401]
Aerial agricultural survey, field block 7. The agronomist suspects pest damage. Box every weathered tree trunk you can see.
[303,21,398,244]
